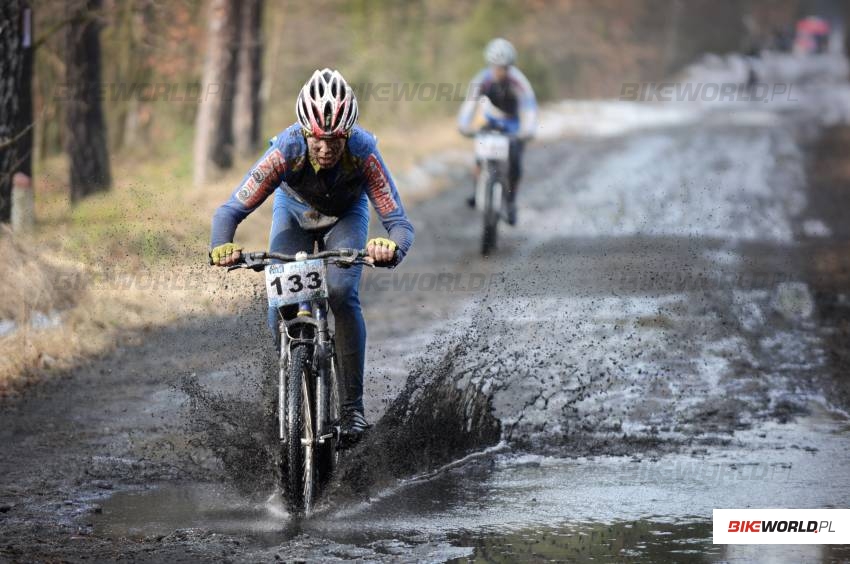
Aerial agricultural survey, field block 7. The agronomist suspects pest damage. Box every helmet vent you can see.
[295,68,359,136]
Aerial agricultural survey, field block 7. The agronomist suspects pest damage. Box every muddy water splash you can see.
[177,312,504,498]
[179,369,277,494]
[334,314,503,497]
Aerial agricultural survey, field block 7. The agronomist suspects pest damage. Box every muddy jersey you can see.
[210,123,414,260]
[457,66,538,138]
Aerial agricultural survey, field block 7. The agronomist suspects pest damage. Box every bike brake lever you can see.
[331,257,375,269]
[225,257,264,272]
[241,255,268,271]
[332,258,355,269]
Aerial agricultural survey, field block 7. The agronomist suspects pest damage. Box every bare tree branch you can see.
[0,123,35,151]
[0,148,33,186]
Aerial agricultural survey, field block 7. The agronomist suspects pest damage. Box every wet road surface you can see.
[2,55,850,562]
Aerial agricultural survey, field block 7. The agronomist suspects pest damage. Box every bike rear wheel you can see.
[284,343,315,516]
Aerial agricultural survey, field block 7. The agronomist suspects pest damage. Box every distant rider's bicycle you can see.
[227,246,374,517]
[474,127,512,255]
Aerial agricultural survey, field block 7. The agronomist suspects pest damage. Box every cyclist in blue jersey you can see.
[458,38,538,225]
[209,69,414,439]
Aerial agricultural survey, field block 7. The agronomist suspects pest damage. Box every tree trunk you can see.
[114,0,154,150]
[16,3,33,180]
[845,7,850,60]
[661,0,683,76]
[0,1,29,223]
[233,0,263,158]
[35,41,66,165]
[65,0,111,203]
[110,0,134,151]
[193,0,240,187]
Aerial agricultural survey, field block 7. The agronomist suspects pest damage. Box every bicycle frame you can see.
[276,287,335,447]
[224,244,371,514]
[474,129,512,254]
[275,244,339,448]
[476,158,508,211]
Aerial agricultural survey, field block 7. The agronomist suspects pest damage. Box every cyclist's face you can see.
[491,65,509,81]
[307,135,347,168]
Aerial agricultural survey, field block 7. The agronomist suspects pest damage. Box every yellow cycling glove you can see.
[210,243,242,265]
[367,237,397,252]
[367,237,398,264]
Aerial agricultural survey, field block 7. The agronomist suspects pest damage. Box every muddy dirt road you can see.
[3,55,850,562]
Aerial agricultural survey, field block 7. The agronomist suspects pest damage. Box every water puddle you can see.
[451,521,849,563]
[90,484,291,539]
[451,521,718,562]
[89,406,850,561]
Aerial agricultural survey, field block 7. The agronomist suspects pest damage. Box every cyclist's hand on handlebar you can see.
[367,238,397,264]
[210,243,242,266]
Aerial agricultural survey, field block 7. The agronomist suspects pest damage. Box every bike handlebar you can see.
[224,248,375,272]
[247,248,367,262]
[461,127,517,139]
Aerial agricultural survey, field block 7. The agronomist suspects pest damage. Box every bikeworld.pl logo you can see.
[713,509,850,544]
[727,520,834,533]
[620,82,798,103]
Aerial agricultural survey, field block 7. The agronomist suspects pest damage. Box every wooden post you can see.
[11,172,33,232]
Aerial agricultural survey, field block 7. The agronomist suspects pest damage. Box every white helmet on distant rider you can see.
[484,38,517,66]
[296,68,359,138]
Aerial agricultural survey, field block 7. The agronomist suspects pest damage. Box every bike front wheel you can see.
[482,171,502,256]
[284,343,315,516]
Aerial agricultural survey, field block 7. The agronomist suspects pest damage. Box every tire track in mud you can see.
[802,125,850,412]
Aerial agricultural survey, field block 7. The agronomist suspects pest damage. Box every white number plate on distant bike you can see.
[475,134,510,161]
[265,260,328,308]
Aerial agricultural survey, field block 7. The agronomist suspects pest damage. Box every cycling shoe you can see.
[337,409,371,448]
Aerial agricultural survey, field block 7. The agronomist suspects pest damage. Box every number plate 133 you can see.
[264,260,328,308]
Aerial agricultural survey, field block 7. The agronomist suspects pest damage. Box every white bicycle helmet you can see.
[484,38,517,66]
[296,68,359,138]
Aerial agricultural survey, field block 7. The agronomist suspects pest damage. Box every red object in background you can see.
[794,16,831,55]
[797,16,830,36]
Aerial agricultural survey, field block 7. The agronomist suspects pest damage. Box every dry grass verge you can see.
[0,230,80,324]
[0,232,256,397]
[1,114,462,396]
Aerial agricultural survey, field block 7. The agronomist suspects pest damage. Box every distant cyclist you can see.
[458,38,538,225]
[209,69,414,440]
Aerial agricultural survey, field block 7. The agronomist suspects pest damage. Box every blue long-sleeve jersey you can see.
[457,66,538,138]
[210,124,415,262]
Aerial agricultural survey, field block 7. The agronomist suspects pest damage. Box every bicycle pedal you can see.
[336,428,370,450]
[318,425,340,444]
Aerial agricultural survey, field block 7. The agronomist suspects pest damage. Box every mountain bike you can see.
[474,128,512,256]
[227,247,373,516]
